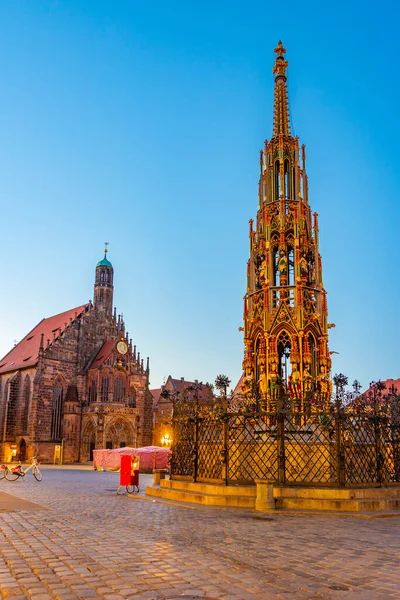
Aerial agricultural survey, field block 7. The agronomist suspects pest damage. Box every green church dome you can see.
[97,255,113,268]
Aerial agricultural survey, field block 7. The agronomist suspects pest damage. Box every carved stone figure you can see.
[303,366,314,393]
[278,250,287,275]
[241,362,254,395]
[268,361,279,389]
[258,364,268,398]
[300,255,308,279]
[318,365,331,397]
[289,363,301,398]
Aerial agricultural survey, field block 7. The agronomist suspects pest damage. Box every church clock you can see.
[116,341,128,355]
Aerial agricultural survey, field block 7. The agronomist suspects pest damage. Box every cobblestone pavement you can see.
[0,467,399,600]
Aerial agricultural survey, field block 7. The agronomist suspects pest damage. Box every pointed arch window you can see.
[273,247,280,287]
[308,333,317,379]
[88,379,97,404]
[5,374,20,439]
[292,166,296,199]
[22,375,31,433]
[274,160,280,200]
[277,331,292,384]
[51,379,64,440]
[114,376,125,403]
[254,337,261,390]
[284,159,290,200]
[128,388,136,408]
[101,376,109,402]
[288,245,294,286]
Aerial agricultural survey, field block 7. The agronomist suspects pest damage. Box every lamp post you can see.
[161,434,171,447]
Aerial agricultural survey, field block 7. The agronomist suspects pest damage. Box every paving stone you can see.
[0,469,399,600]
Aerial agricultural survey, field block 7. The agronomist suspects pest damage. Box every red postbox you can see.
[117,455,139,494]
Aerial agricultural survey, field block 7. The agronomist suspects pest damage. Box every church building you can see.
[0,249,153,463]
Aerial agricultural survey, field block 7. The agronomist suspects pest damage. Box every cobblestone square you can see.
[0,467,399,599]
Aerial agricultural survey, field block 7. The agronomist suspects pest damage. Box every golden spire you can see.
[104,241,109,256]
[272,40,291,138]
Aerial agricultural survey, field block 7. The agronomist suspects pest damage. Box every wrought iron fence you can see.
[170,382,400,487]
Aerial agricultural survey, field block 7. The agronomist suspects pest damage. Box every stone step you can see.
[276,496,400,512]
[160,479,256,497]
[147,480,400,512]
[274,486,400,500]
[146,485,256,507]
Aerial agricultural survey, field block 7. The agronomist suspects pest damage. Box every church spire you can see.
[241,42,332,411]
[272,40,291,138]
[93,244,114,317]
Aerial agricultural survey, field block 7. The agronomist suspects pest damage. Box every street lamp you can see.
[161,434,172,447]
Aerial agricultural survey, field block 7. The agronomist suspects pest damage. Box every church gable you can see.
[0,304,89,374]
[270,301,297,334]
[88,340,116,370]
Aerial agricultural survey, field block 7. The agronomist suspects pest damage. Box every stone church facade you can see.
[0,251,153,463]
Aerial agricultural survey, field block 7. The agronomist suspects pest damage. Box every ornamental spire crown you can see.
[272,40,291,138]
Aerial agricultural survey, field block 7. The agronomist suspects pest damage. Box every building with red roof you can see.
[151,376,213,446]
[0,251,153,463]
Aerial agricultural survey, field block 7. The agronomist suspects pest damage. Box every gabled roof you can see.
[381,378,400,393]
[153,377,213,404]
[89,340,116,369]
[169,377,202,394]
[232,374,244,397]
[0,304,88,374]
[150,388,162,407]
[364,378,400,395]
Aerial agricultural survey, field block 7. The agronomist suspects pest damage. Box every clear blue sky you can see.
[1,0,399,393]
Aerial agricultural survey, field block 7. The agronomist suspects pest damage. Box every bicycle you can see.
[3,457,43,482]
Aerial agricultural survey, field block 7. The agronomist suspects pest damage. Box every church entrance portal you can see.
[89,441,95,461]
[19,439,27,461]
[81,419,96,462]
[105,418,134,450]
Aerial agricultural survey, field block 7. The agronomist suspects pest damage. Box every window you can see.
[292,167,296,199]
[288,246,294,286]
[274,160,280,200]
[101,376,109,402]
[99,270,108,285]
[114,376,125,403]
[22,375,31,433]
[5,375,19,439]
[273,247,280,286]
[308,333,317,379]
[128,388,136,408]
[277,331,292,383]
[284,159,290,200]
[88,379,97,404]
[51,380,64,440]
